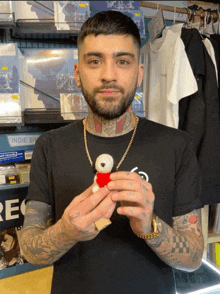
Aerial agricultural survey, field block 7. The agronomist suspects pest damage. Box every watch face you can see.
[155,216,162,233]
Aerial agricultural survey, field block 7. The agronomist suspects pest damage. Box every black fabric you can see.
[210,34,220,112]
[26,118,203,294]
[180,28,220,205]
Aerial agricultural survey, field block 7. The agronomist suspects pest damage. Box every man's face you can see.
[74,34,143,120]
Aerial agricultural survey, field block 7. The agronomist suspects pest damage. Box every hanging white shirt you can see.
[141,26,198,129]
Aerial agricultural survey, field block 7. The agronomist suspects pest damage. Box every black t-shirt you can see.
[26,117,203,294]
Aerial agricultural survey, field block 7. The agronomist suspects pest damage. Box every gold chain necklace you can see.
[83,114,139,171]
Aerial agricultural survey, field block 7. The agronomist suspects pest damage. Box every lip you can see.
[98,89,120,93]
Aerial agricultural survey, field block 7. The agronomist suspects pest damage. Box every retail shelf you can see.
[12,19,80,38]
[208,232,220,244]
[24,108,84,124]
[0,183,29,190]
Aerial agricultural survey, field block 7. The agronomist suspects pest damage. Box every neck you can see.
[85,109,137,137]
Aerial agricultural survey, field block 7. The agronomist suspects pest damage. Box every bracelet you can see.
[136,214,160,240]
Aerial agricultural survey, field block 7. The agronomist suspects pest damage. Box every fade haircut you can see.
[77,10,141,57]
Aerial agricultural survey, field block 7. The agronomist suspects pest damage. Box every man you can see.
[19,11,204,294]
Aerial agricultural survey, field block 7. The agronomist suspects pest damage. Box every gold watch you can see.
[137,213,161,240]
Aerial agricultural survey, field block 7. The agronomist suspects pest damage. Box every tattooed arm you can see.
[19,185,116,264]
[108,172,204,272]
[19,200,77,265]
[146,209,204,272]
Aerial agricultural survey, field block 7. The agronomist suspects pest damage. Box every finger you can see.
[117,206,147,218]
[107,179,140,191]
[68,184,94,208]
[112,191,142,203]
[84,193,116,225]
[110,171,141,181]
[69,186,110,217]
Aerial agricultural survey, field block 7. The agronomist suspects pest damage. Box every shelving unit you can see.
[0,183,29,190]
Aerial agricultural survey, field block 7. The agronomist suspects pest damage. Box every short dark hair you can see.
[77,10,141,54]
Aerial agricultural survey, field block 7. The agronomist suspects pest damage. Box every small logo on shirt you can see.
[130,167,149,182]
[160,73,167,77]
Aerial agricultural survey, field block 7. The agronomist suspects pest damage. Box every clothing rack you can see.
[140,1,219,20]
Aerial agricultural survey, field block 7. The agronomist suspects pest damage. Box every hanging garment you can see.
[140,25,198,129]
[202,37,218,85]
[179,28,220,205]
[208,36,219,83]
[210,34,220,112]
[179,28,206,152]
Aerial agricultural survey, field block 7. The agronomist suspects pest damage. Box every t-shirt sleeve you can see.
[172,135,204,217]
[26,132,52,205]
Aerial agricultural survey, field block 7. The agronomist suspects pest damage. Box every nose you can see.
[101,163,105,167]
[101,61,117,83]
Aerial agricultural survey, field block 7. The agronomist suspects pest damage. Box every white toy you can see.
[92,154,114,193]
[92,154,114,230]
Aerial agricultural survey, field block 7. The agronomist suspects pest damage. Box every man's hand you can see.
[61,184,116,242]
[107,171,155,236]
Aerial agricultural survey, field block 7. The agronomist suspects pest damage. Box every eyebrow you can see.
[83,51,136,60]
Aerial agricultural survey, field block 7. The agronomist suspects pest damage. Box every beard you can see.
[80,77,138,120]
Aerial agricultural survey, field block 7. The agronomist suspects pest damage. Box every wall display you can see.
[0,1,13,22]
[0,44,22,124]
[0,186,47,279]
[90,1,145,37]
[0,132,47,278]
[60,93,88,120]
[19,49,82,109]
[54,1,90,31]
[132,88,145,117]
[12,1,54,21]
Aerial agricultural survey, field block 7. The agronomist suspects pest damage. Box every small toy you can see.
[92,154,114,230]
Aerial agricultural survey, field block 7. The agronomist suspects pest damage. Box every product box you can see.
[0,44,22,124]
[54,1,90,31]
[60,93,88,120]
[0,186,48,278]
[0,1,13,22]
[90,1,145,37]
[12,1,54,21]
[132,88,145,117]
[19,49,81,109]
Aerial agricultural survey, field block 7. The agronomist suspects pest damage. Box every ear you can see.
[137,63,143,87]
[74,63,81,88]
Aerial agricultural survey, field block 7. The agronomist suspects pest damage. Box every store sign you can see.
[0,186,28,230]
[0,150,24,164]
[7,134,40,147]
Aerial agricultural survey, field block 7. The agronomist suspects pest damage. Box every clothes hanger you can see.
[173,6,176,25]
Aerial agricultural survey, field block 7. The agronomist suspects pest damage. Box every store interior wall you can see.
[1,1,219,293]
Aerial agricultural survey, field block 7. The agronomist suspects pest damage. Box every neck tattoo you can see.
[83,113,139,171]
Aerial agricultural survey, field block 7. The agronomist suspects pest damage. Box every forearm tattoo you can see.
[19,201,77,265]
[146,210,204,271]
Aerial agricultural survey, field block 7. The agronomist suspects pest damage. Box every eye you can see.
[117,59,130,65]
[88,60,101,65]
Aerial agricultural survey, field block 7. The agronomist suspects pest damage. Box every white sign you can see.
[7,134,40,147]
[25,150,33,160]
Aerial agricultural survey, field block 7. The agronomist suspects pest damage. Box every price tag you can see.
[148,9,165,41]
[0,175,6,185]
[25,150,33,160]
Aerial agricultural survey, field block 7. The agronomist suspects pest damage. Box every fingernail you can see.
[111,192,118,201]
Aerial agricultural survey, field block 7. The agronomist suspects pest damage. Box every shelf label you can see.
[7,134,40,147]
[24,150,33,160]
[0,150,24,164]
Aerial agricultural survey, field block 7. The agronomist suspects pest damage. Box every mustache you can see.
[94,84,124,94]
